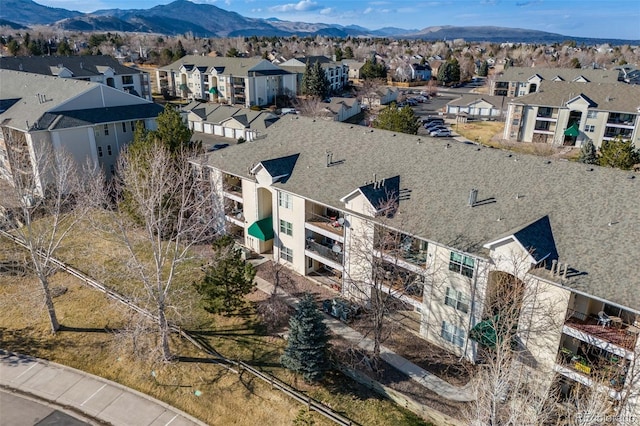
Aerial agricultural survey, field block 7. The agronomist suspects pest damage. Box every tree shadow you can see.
[58,325,119,333]
[0,327,57,359]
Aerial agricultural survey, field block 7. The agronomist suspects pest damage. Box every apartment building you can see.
[156,56,297,107]
[503,81,640,148]
[0,70,162,188]
[491,66,620,97]
[200,116,639,416]
[278,56,350,94]
[182,102,279,141]
[0,56,152,100]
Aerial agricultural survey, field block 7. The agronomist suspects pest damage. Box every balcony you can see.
[375,231,428,269]
[607,113,636,128]
[305,238,343,270]
[536,108,558,120]
[305,212,345,241]
[555,344,628,395]
[603,128,634,140]
[564,310,638,356]
[222,176,243,202]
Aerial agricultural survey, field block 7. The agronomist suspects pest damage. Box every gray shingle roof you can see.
[43,104,164,129]
[0,55,142,77]
[447,94,508,108]
[204,116,640,311]
[159,55,290,77]
[509,81,640,113]
[495,66,620,84]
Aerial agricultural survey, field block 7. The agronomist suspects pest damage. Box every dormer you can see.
[572,75,590,83]
[250,154,300,186]
[50,65,73,78]
[551,75,565,81]
[483,215,558,278]
[566,94,597,109]
[340,175,400,217]
[96,66,115,77]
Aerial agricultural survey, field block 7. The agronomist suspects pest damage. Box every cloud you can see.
[363,7,373,14]
[268,0,321,13]
[320,7,334,15]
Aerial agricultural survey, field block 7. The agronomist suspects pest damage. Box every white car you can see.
[430,129,452,137]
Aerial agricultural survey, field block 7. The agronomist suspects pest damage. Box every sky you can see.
[34,0,640,40]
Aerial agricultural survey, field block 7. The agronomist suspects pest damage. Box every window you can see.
[103,124,109,136]
[130,121,135,132]
[585,125,595,132]
[278,192,292,209]
[441,321,465,348]
[122,122,127,132]
[279,219,293,236]
[109,165,115,174]
[280,244,293,263]
[449,252,474,278]
[307,257,313,269]
[107,145,112,156]
[587,110,598,119]
[97,146,103,157]
[445,287,469,313]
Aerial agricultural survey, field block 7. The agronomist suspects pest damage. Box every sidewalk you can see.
[0,350,207,426]
[253,276,475,402]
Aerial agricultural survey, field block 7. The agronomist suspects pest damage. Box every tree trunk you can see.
[157,300,172,362]
[39,276,60,333]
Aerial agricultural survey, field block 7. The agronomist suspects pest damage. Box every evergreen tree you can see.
[598,137,640,170]
[194,236,256,314]
[334,46,343,61]
[361,58,387,80]
[301,60,330,98]
[578,139,598,165]
[57,39,72,56]
[478,60,489,77]
[281,293,330,383]
[343,46,354,59]
[372,104,420,135]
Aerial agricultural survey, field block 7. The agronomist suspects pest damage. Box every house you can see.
[278,56,349,94]
[445,95,507,120]
[343,60,366,80]
[361,87,399,108]
[491,66,620,97]
[410,63,432,81]
[200,116,639,417]
[157,56,297,107]
[0,55,152,100]
[182,102,279,141]
[503,81,640,148]
[0,70,163,187]
[321,97,362,122]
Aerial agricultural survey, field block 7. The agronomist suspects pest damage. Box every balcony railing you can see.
[565,310,638,352]
[305,212,345,236]
[223,183,242,196]
[556,347,628,391]
[306,239,343,264]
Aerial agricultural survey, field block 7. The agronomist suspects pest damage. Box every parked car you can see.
[425,122,446,130]
[208,143,229,152]
[430,129,452,137]
[421,116,443,124]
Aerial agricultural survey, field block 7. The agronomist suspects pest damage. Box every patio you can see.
[565,315,638,351]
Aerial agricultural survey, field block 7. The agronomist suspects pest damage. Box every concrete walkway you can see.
[0,350,207,426]
[253,275,475,402]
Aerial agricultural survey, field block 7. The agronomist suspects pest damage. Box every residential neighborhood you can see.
[1,2,640,425]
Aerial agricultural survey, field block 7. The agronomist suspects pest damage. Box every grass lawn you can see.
[0,233,431,426]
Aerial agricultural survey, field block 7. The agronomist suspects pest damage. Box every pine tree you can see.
[302,60,330,98]
[281,293,330,383]
[194,236,256,314]
[372,104,420,135]
[343,46,354,59]
[598,136,640,170]
[478,60,489,77]
[578,139,598,165]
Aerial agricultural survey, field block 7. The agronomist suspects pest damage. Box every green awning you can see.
[470,316,499,349]
[209,87,218,94]
[247,217,273,241]
[178,83,189,91]
[564,122,579,137]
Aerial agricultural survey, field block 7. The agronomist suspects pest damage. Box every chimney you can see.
[551,259,558,275]
[562,263,569,279]
[468,188,478,207]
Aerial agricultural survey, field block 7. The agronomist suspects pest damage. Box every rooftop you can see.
[203,116,640,312]
[495,66,620,84]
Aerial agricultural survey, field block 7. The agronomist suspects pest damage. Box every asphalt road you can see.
[0,389,91,426]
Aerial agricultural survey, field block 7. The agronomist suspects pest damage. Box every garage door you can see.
[224,127,235,139]
[214,125,224,136]
[204,123,213,134]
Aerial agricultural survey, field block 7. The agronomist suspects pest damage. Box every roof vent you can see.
[468,188,478,207]
[586,167,594,171]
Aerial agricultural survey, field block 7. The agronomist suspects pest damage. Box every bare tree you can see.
[0,133,92,333]
[293,96,332,119]
[90,142,222,361]
[356,77,386,110]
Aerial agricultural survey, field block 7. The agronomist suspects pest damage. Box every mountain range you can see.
[0,0,636,45]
